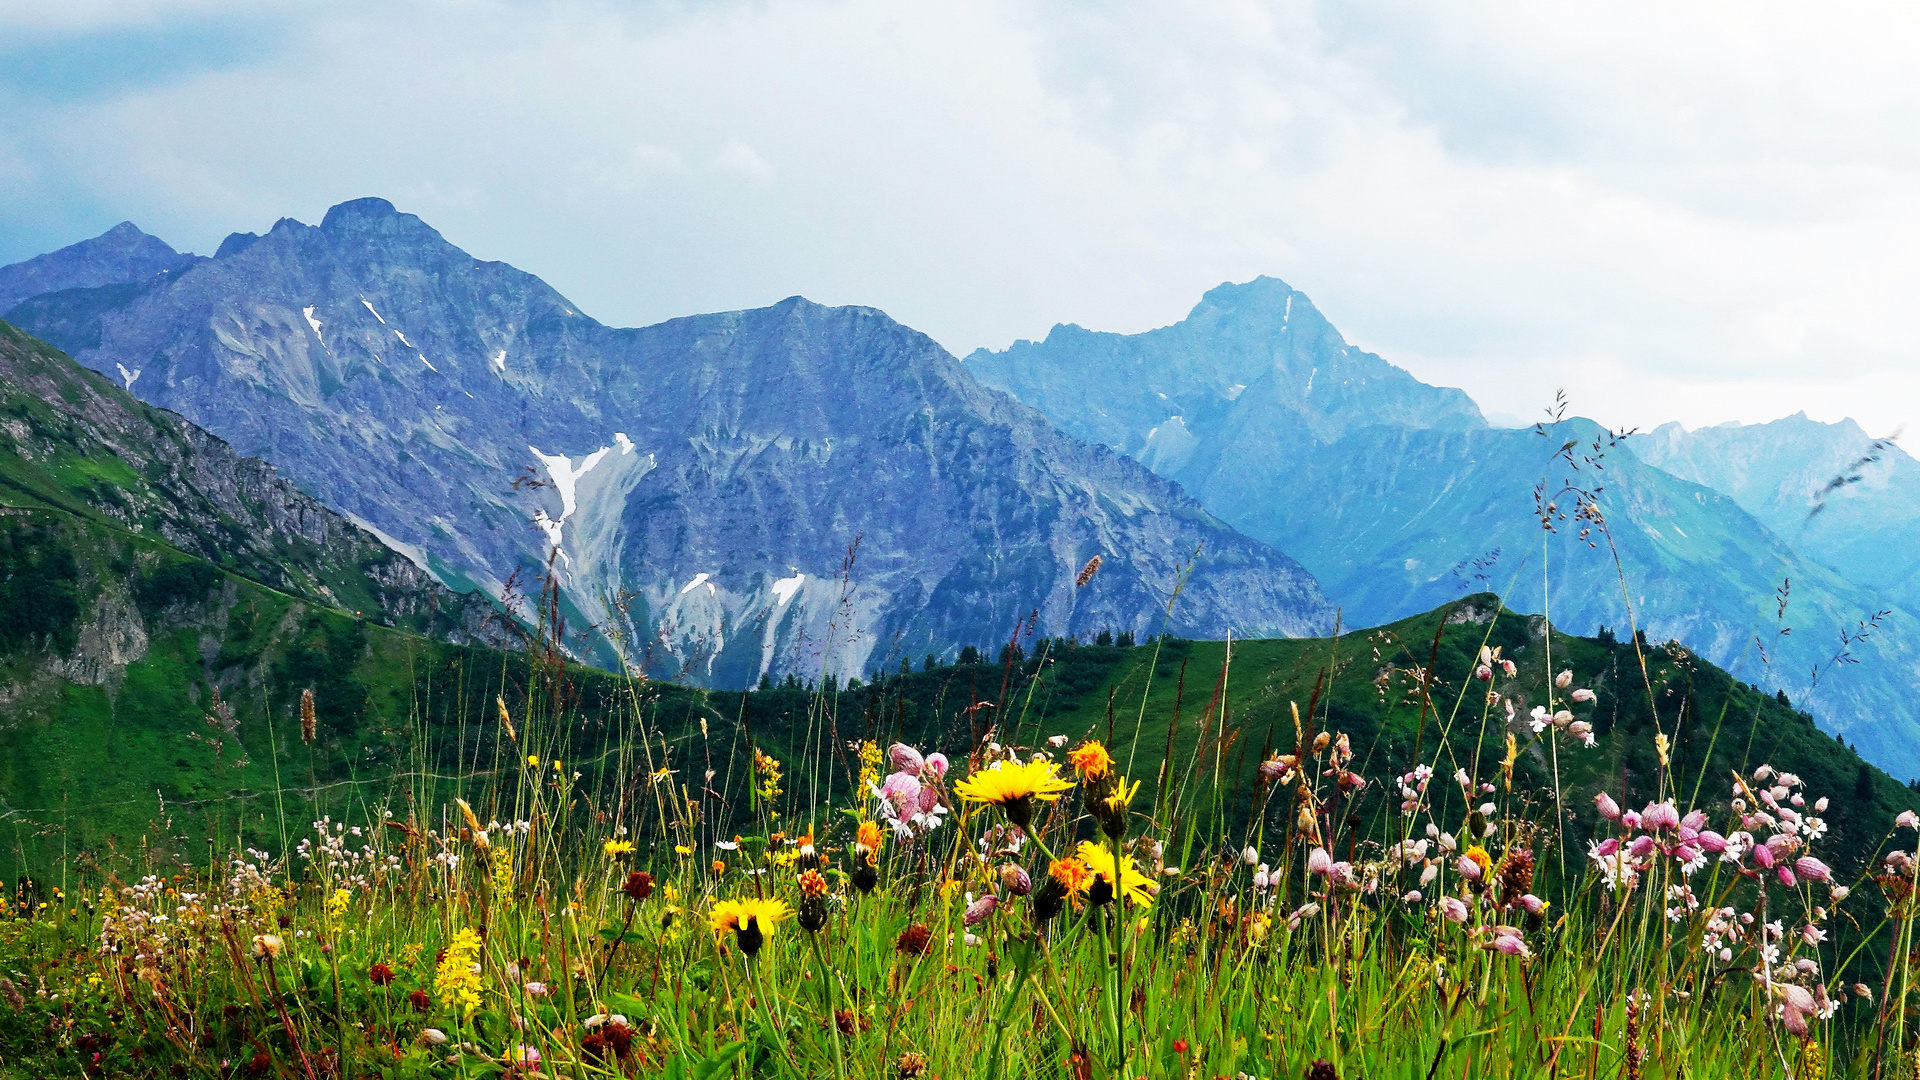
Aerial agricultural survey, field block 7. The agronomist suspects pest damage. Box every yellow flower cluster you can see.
[856,740,884,792]
[754,749,784,801]
[434,928,486,1016]
[323,888,351,934]
[490,844,515,896]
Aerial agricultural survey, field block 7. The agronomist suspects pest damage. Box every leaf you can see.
[693,1040,747,1080]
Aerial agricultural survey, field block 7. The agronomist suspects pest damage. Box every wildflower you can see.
[250,934,284,961]
[1491,933,1529,957]
[954,759,1074,830]
[1069,741,1113,781]
[1440,897,1469,923]
[999,864,1032,896]
[709,897,790,957]
[408,988,430,1012]
[898,1051,929,1078]
[603,839,635,858]
[421,1028,449,1046]
[896,923,933,956]
[369,962,395,986]
[890,743,926,773]
[798,869,830,932]
[1076,841,1156,907]
[1900,810,1920,830]
[623,871,655,902]
[924,752,950,778]
[1094,777,1139,839]
[1795,856,1832,882]
[1173,1038,1189,1054]
[523,981,549,996]
[512,1045,541,1068]
[526,755,540,768]
[434,928,485,1015]
[1243,845,1261,866]
[964,894,998,926]
[1555,669,1573,689]
[1642,801,1681,831]
[1306,848,1333,877]
[1458,846,1491,881]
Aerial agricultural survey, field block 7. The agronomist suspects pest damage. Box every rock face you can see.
[4,199,1332,685]
[0,222,199,315]
[967,279,1920,776]
[0,320,502,645]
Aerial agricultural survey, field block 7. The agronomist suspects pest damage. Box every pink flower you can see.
[1475,663,1493,681]
[1620,810,1642,830]
[1555,670,1573,689]
[1899,810,1920,831]
[1492,934,1528,956]
[1440,896,1469,923]
[1776,865,1797,887]
[1627,835,1658,860]
[1520,894,1546,916]
[879,772,922,816]
[923,752,949,779]
[514,1045,542,1068]
[1570,687,1595,703]
[1403,889,1423,902]
[1307,847,1334,877]
[1680,809,1708,833]
[1641,801,1680,831]
[1590,837,1620,858]
[1455,855,1483,881]
[963,894,998,926]
[916,784,941,814]
[1594,793,1621,821]
[1500,659,1517,676]
[1695,830,1728,853]
[1794,856,1831,883]
[889,743,925,773]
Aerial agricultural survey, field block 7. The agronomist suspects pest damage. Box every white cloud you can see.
[1,0,1916,437]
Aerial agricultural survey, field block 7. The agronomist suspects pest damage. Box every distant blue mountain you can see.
[0,222,199,315]
[969,278,1920,776]
[1,200,1333,686]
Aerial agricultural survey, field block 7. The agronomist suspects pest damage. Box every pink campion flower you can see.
[1888,850,1915,872]
[1814,796,1829,813]
[1795,856,1832,883]
[1801,923,1826,946]
[916,784,941,814]
[1475,663,1493,681]
[1854,984,1875,1003]
[1627,835,1659,860]
[1752,844,1775,869]
[1555,670,1573,689]
[1440,896,1469,923]
[1681,809,1709,833]
[1642,801,1681,831]
[1403,889,1423,902]
[1492,934,1529,956]
[1501,659,1517,676]
[890,743,926,773]
[924,752,950,779]
[523,981,549,997]
[1620,810,1642,830]
[1521,894,1546,916]
[880,772,922,816]
[1695,830,1729,853]
[1590,837,1621,858]
[1307,847,1334,877]
[1456,855,1483,881]
[1753,764,1774,782]
[1569,721,1596,747]
[1420,863,1439,886]
[1594,792,1621,821]
[1776,865,1797,887]
[1898,810,1920,831]
[964,894,998,926]
[1570,687,1596,703]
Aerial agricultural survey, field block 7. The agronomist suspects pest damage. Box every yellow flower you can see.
[709,897,791,956]
[526,754,540,768]
[434,928,485,1016]
[856,820,885,852]
[675,844,693,856]
[1076,841,1157,908]
[955,759,1074,828]
[1049,857,1092,895]
[1069,741,1113,780]
[603,839,635,857]
[1463,846,1493,879]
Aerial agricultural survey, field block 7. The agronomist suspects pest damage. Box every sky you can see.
[2,0,1917,436]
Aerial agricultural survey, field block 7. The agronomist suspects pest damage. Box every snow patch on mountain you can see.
[115,363,141,391]
[303,306,324,343]
[361,298,386,324]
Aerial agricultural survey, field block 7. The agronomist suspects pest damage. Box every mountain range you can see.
[7,209,1920,774]
[1,201,1331,689]
[967,277,1920,772]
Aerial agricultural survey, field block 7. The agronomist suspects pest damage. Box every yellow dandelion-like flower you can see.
[955,759,1074,829]
[1463,846,1493,879]
[603,839,635,857]
[1076,841,1157,908]
[1049,857,1092,895]
[856,820,885,851]
[709,897,791,957]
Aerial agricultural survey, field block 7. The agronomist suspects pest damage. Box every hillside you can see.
[1,203,1333,689]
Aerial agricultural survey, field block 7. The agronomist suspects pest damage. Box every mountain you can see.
[0,222,198,315]
[0,319,500,645]
[967,278,1920,776]
[1635,414,1920,614]
[2,199,1333,688]
[966,277,1486,479]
